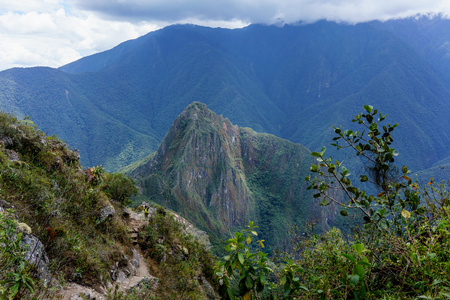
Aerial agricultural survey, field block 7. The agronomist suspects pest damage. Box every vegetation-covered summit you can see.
[125,102,337,253]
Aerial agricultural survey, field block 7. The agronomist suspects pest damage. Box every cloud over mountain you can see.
[72,0,450,23]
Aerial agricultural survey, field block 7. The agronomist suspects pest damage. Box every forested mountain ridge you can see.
[124,102,337,252]
[0,18,449,174]
[371,16,450,76]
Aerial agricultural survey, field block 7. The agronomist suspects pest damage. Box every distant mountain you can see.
[0,18,449,174]
[371,15,450,76]
[124,102,336,252]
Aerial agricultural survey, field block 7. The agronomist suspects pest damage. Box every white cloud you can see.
[0,4,161,70]
[70,0,450,23]
[0,0,62,14]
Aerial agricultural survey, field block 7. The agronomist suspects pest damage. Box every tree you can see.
[305,105,450,298]
[305,105,418,234]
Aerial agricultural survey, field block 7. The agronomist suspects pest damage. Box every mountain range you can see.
[0,16,449,178]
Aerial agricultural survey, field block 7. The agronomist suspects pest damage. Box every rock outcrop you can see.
[97,204,116,224]
[21,232,52,285]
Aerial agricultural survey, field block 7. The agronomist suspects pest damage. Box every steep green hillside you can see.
[0,111,134,294]
[371,15,450,76]
[0,112,217,299]
[126,102,337,253]
[0,19,449,175]
[413,155,450,184]
[0,67,160,170]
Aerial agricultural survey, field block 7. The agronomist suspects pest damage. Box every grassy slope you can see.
[0,112,217,299]
[0,111,131,288]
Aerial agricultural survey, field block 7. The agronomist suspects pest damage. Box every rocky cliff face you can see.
[129,102,334,250]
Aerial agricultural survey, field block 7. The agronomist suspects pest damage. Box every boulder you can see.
[98,204,115,224]
[0,199,13,212]
[21,233,52,285]
[122,207,132,218]
[201,276,217,299]
[131,249,140,269]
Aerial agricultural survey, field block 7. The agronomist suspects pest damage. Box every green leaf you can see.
[311,152,321,157]
[340,210,348,216]
[245,276,253,290]
[357,260,371,267]
[347,186,358,194]
[280,275,287,286]
[363,105,373,113]
[360,175,368,182]
[350,274,360,285]
[260,273,266,285]
[227,288,234,299]
[402,165,408,174]
[353,243,364,255]
[246,235,251,245]
[238,253,244,264]
[342,253,356,263]
[355,265,365,278]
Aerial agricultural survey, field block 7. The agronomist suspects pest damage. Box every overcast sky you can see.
[0,0,449,71]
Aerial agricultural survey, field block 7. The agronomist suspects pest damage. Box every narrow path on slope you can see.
[60,210,153,300]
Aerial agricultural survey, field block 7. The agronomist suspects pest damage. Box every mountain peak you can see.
[128,102,334,252]
[179,101,210,120]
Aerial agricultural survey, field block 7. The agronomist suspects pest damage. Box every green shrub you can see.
[138,207,217,298]
[102,172,138,205]
[0,209,36,300]
[214,221,272,299]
